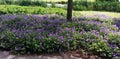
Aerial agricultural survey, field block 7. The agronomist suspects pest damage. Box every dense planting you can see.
[0,14,120,58]
[0,5,66,16]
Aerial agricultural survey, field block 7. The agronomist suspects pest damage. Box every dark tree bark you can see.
[67,0,73,22]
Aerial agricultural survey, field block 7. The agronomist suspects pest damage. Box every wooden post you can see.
[67,0,73,22]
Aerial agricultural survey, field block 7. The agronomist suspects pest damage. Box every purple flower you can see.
[49,33,54,36]
[65,27,70,31]
[107,43,111,46]
[24,16,30,20]
[8,14,16,20]
[12,29,17,32]
[15,46,19,50]
[58,36,64,40]
[37,28,43,32]
[113,52,119,58]
[110,44,117,48]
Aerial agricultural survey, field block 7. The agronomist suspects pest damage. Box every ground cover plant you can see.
[0,14,120,59]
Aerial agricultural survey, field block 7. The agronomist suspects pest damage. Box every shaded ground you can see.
[0,50,102,59]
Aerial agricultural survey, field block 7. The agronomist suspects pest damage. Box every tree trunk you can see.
[67,0,73,22]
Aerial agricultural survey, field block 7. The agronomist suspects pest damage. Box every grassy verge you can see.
[73,11,120,18]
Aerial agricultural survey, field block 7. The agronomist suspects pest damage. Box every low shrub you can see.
[0,5,66,16]
[17,0,47,7]
[73,1,120,12]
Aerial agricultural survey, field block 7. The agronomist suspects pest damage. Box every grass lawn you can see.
[73,11,120,18]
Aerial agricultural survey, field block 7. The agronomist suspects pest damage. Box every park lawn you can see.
[73,11,120,18]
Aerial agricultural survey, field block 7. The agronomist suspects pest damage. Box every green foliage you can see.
[0,0,47,7]
[96,0,119,2]
[73,1,120,12]
[51,2,56,8]
[18,0,47,7]
[0,5,66,16]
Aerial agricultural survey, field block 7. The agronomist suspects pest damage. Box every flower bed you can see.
[0,14,120,58]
